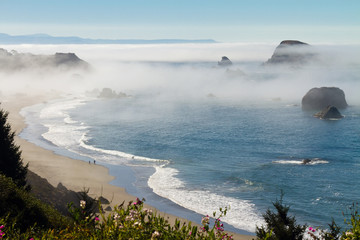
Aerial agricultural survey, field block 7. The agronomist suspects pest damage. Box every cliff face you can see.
[265,40,315,65]
[0,48,90,72]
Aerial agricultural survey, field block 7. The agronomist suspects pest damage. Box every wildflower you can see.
[201,215,210,225]
[144,208,153,215]
[133,221,141,227]
[95,217,100,222]
[308,227,316,233]
[113,213,120,221]
[125,215,133,221]
[133,198,142,205]
[151,230,160,239]
[0,225,5,239]
[80,200,86,209]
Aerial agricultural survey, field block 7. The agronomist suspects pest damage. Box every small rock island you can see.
[301,87,348,111]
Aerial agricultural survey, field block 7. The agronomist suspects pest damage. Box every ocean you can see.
[16,43,360,234]
[20,92,360,234]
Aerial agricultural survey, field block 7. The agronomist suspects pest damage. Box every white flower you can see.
[143,208,153,215]
[151,231,160,239]
[80,200,86,209]
[113,213,120,221]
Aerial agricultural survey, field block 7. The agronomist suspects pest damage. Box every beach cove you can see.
[1,92,254,240]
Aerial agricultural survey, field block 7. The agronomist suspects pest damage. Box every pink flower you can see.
[308,227,316,233]
[95,217,100,222]
[0,225,3,230]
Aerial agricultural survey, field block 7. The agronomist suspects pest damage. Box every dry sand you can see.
[1,92,254,240]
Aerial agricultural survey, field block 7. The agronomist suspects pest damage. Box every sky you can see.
[0,0,359,43]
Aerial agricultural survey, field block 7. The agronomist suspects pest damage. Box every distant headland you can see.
[0,33,217,44]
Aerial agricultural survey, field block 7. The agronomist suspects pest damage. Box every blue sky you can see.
[0,0,359,43]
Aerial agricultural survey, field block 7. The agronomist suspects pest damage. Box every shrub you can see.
[0,195,233,239]
[0,174,69,233]
[340,203,360,240]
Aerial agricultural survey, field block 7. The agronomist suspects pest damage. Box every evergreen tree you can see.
[256,195,306,240]
[0,105,28,189]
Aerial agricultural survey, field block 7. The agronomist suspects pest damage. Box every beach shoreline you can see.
[1,92,254,240]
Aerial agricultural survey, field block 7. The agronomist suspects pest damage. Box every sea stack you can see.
[218,56,232,66]
[265,40,314,65]
[314,105,344,119]
[302,87,348,111]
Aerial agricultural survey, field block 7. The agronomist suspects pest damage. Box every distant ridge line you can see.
[0,33,217,44]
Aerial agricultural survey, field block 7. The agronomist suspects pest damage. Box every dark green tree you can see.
[0,105,28,189]
[256,195,306,240]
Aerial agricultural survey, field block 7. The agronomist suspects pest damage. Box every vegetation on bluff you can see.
[0,105,28,190]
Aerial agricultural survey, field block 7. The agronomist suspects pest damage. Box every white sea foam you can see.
[78,137,170,166]
[148,166,264,233]
[39,97,90,148]
[273,158,329,165]
[38,96,170,166]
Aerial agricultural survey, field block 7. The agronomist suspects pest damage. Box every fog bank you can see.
[1,43,359,105]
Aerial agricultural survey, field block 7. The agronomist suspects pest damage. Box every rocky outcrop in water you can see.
[265,40,314,65]
[314,105,344,119]
[98,88,129,99]
[218,56,232,66]
[302,87,348,111]
[0,48,90,71]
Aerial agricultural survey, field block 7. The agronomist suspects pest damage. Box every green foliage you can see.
[67,188,99,226]
[0,195,233,239]
[322,218,341,240]
[256,196,306,240]
[0,105,29,190]
[0,174,69,233]
[340,203,360,240]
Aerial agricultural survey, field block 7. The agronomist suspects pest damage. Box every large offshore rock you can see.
[265,40,314,65]
[302,87,348,111]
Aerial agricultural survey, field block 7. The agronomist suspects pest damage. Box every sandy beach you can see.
[1,92,254,240]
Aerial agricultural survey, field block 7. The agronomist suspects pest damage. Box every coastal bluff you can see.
[0,48,90,71]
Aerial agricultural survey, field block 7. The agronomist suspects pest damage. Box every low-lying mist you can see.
[1,43,359,106]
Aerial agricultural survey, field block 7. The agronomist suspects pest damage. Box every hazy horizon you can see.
[0,0,359,44]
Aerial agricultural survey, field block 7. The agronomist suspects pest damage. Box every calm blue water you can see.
[20,94,360,233]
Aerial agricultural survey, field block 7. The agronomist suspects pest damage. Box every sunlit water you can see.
[20,94,360,234]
